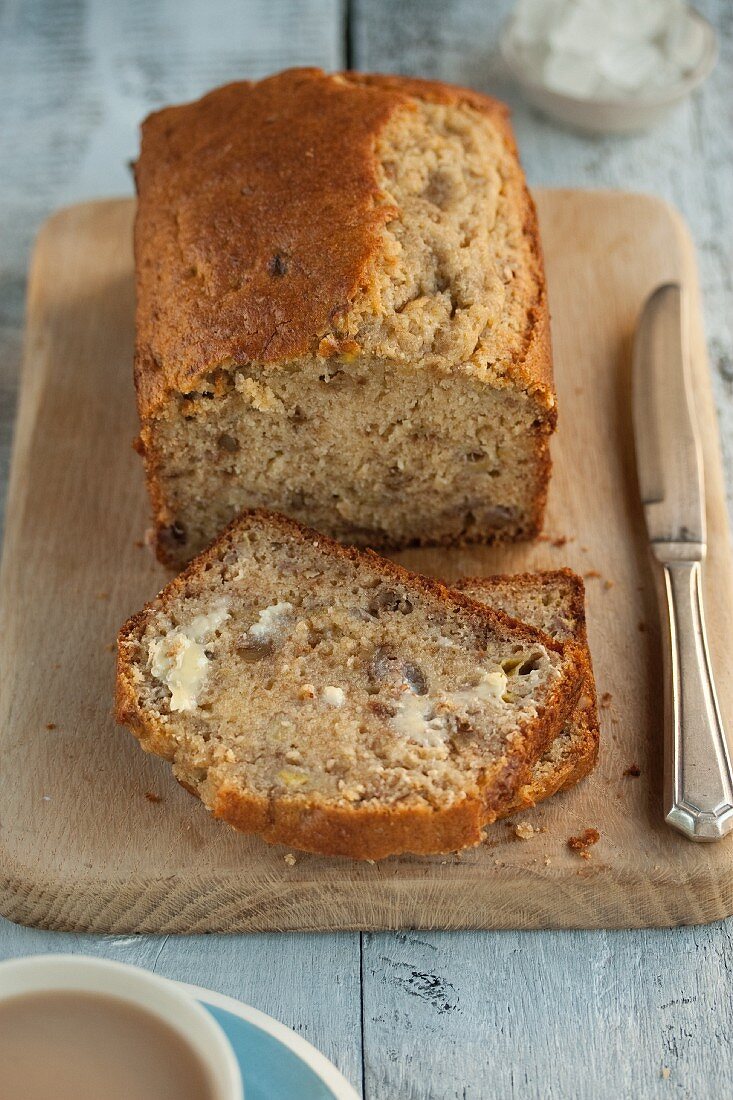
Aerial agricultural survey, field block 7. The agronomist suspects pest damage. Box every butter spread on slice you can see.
[323,685,346,708]
[149,604,229,712]
[450,668,508,708]
[248,602,294,642]
[391,667,510,749]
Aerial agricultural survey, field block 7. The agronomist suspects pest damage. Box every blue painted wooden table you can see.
[1,2,732,1096]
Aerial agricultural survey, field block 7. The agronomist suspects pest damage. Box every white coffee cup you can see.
[0,954,244,1100]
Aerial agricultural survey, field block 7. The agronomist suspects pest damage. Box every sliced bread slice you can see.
[117,511,585,859]
[454,570,599,817]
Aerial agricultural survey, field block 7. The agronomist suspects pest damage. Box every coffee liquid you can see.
[0,990,216,1100]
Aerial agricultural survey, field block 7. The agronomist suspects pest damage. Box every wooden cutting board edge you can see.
[2,190,733,933]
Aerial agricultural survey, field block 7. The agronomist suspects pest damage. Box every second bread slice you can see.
[117,511,584,859]
[455,570,599,818]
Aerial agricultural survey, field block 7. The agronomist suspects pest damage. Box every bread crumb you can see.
[236,375,285,413]
[105,642,115,653]
[638,620,647,632]
[603,579,614,590]
[661,1067,670,1080]
[551,535,573,547]
[41,795,51,802]
[567,828,600,860]
[95,591,110,600]
[584,570,601,580]
[45,723,57,730]
[145,791,163,803]
[134,539,145,549]
[600,692,612,709]
[623,763,641,777]
[366,859,376,866]
[514,821,535,840]
[284,853,297,866]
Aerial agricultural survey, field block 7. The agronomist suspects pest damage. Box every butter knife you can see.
[632,282,733,841]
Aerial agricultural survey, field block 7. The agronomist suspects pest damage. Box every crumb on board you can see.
[45,723,56,730]
[145,791,163,803]
[623,764,641,777]
[284,853,297,867]
[584,570,601,579]
[661,1067,671,1080]
[514,821,535,840]
[638,620,647,632]
[105,642,115,653]
[544,856,552,866]
[536,533,574,547]
[603,579,614,590]
[600,692,612,709]
[567,828,600,860]
[95,591,110,600]
[134,539,145,549]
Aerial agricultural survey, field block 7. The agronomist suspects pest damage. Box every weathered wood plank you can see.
[0,924,363,1092]
[353,1,733,1096]
[362,924,733,1099]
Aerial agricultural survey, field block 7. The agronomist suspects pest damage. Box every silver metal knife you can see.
[633,282,733,841]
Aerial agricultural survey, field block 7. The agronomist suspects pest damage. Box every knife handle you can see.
[655,554,733,841]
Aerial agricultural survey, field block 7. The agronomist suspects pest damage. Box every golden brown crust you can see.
[133,67,554,418]
[116,511,585,859]
[212,784,487,860]
[134,69,404,419]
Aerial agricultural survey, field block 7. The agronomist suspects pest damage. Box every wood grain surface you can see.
[2,189,732,935]
[1,2,731,1096]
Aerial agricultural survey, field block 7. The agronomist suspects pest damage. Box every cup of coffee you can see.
[0,954,244,1100]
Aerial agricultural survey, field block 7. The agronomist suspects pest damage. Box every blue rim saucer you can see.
[181,982,359,1100]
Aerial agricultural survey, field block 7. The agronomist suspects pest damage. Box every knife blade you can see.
[632,282,733,841]
[632,283,705,549]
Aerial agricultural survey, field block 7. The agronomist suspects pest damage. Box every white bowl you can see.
[501,7,718,135]
[0,954,244,1100]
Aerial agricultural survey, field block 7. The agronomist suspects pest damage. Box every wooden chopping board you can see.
[3,190,733,933]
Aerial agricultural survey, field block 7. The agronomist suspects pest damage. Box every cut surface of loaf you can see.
[455,570,599,816]
[133,68,555,568]
[116,512,584,859]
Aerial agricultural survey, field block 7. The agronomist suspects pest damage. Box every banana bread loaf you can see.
[116,512,584,859]
[133,68,555,568]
